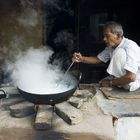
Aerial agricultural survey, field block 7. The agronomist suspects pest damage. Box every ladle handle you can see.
[0,89,7,99]
[78,72,82,82]
[65,61,75,74]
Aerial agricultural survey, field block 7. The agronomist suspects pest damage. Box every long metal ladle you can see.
[65,61,75,75]
[55,61,75,88]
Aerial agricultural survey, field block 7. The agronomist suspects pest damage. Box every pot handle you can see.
[0,89,7,99]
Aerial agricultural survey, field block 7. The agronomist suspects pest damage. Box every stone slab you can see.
[95,89,140,118]
[55,102,83,125]
[34,105,53,130]
[9,101,35,118]
[68,96,84,108]
[100,86,140,99]
[74,89,94,101]
[115,117,140,140]
[0,97,25,110]
[79,83,97,94]
[68,89,94,108]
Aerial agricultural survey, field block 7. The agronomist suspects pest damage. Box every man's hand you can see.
[73,52,83,63]
[99,79,111,87]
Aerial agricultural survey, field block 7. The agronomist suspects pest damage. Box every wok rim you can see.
[17,70,82,104]
[17,84,77,96]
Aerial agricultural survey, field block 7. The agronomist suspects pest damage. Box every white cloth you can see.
[107,48,126,77]
[97,37,140,91]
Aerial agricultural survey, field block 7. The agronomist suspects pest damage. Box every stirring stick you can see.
[65,61,75,75]
[55,61,75,88]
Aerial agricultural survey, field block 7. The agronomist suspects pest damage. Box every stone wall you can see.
[0,0,43,64]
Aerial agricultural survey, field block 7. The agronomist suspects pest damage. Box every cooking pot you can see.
[17,70,82,105]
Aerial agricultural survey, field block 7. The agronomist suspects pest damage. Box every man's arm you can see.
[73,52,102,64]
[100,70,136,87]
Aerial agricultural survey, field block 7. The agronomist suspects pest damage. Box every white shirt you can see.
[97,37,140,74]
[97,37,140,91]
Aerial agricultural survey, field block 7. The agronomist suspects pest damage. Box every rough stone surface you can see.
[100,86,140,99]
[68,88,95,109]
[9,101,35,118]
[55,102,83,125]
[34,105,53,130]
[96,89,140,118]
[0,97,25,110]
[53,97,114,140]
[74,89,94,101]
[68,96,84,108]
[115,117,140,140]
[78,83,97,94]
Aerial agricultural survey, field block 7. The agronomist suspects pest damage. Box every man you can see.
[73,21,140,91]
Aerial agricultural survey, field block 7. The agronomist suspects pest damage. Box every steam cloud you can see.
[7,47,77,94]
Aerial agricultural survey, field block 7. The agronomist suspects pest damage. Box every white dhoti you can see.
[107,48,140,91]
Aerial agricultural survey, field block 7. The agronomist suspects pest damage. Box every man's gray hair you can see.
[104,21,124,37]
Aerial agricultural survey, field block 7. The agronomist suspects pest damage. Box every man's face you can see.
[103,28,118,48]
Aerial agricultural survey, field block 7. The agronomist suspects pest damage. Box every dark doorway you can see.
[76,0,140,83]
[43,0,140,83]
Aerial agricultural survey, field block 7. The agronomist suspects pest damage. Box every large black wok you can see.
[17,71,82,105]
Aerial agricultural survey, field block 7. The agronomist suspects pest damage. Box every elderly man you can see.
[73,21,140,91]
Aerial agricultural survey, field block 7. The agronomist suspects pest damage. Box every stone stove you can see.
[0,84,96,130]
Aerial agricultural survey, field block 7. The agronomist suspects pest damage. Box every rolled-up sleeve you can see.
[97,47,112,63]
